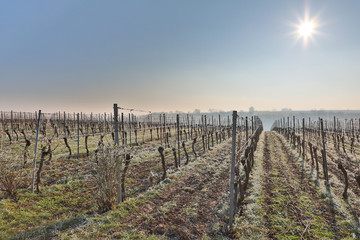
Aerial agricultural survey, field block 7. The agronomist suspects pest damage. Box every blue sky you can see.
[1,1,360,113]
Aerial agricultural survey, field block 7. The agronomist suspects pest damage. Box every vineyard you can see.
[2,108,360,239]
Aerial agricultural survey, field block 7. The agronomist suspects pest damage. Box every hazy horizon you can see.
[1,1,360,113]
[2,107,360,116]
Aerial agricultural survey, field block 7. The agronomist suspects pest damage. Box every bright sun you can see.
[290,9,322,47]
[298,22,314,37]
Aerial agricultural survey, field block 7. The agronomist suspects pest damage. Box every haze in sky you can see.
[1,1,360,114]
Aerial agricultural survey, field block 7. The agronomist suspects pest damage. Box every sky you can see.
[1,0,360,114]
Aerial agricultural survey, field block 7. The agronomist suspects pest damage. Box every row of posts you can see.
[28,110,82,193]
[113,104,233,203]
[228,112,258,228]
[1,109,88,193]
[273,117,329,182]
[274,116,360,136]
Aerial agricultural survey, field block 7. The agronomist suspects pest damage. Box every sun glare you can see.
[298,22,314,37]
[290,8,322,47]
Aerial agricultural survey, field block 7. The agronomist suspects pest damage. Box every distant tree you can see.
[193,109,201,114]
[249,106,255,113]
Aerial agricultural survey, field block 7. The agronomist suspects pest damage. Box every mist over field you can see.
[150,109,360,131]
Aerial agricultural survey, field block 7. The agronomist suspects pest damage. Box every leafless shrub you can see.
[91,146,123,212]
[0,151,25,201]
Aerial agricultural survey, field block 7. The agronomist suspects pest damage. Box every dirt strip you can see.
[236,132,352,239]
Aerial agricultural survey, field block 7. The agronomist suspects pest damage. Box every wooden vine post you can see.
[287,116,290,141]
[229,111,237,228]
[121,113,125,146]
[114,104,120,146]
[63,111,66,137]
[245,116,248,142]
[293,116,296,147]
[219,114,221,131]
[251,116,254,135]
[302,118,305,159]
[77,113,80,156]
[320,119,329,182]
[113,104,122,203]
[177,114,181,167]
[10,110,14,137]
[128,113,131,145]
[31,110,41,193]
[159,114,162,145]
[163,113,166,144]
